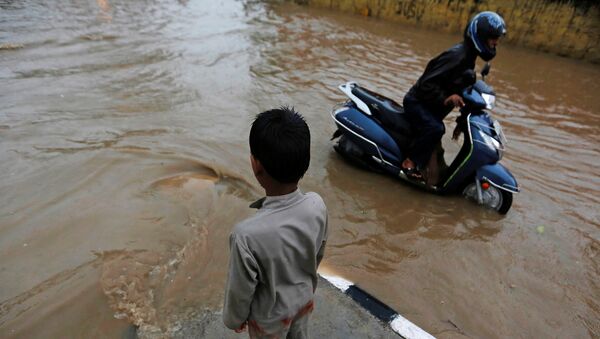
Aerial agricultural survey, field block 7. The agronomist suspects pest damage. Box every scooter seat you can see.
[352,86,402,113]
[351,86,413,146]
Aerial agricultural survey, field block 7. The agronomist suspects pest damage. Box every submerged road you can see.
[0,1,599,338]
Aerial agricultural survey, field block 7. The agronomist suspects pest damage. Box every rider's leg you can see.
[425,142,444,186]
[402,97,445,171]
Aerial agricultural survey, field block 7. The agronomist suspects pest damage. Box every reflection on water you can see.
[0,1,599,338]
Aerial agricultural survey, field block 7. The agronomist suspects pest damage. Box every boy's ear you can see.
[250,155,263,175]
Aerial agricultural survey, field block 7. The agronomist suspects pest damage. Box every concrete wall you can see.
[289,0,600,63]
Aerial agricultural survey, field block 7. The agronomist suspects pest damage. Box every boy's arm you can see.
[316,214,328,267]
[223,233,259,330]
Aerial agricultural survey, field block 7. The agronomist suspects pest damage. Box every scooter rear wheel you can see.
[462,182,513,214]
[334,135,384,173]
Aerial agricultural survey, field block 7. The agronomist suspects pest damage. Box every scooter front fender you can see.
[476,163,520,193]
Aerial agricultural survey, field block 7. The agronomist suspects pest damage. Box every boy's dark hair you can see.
[249,106,310,184]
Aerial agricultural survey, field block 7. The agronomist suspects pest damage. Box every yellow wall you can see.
[290,0,600,63]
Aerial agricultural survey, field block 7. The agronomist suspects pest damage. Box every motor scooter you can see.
[330,64,519,214]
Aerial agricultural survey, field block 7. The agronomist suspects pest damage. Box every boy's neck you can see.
[264,183,298,197]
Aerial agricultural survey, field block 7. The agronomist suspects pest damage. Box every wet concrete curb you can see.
[138,275,434,338]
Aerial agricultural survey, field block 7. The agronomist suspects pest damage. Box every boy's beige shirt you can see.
[223,189,328,333]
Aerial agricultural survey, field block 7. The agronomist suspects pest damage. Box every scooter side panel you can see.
[443,113,500,193]
[334,107,402,162]
[470,113,496,137]
[470,119,503,165]
[476,163,520,193]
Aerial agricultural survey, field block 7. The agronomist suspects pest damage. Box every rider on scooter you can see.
[401,11,507,185]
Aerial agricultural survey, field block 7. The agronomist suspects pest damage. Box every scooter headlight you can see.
[482,93,495,109]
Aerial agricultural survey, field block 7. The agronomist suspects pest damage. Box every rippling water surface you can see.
[1,1,599,338]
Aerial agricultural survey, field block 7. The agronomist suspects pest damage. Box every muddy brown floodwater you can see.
[1,1,599,338]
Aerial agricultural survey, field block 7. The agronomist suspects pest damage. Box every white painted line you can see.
[320,274,353,292]
[391,314,436,339]
[319,273,436,339]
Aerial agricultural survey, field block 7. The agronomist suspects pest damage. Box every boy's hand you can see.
[444,94,465,108]
[234,322,247,333]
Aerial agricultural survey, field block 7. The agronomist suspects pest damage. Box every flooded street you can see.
[1,1,599,338]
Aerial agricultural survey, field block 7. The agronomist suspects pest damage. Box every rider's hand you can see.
[234,322,247,333]
[444,94,465,108]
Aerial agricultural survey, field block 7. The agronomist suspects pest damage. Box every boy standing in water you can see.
[223,107,328,339]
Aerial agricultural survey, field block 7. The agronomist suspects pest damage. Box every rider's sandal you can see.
[403,167,424,181]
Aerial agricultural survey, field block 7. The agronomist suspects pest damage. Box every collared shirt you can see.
[223,189,328,333]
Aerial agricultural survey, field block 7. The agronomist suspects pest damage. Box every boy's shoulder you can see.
[232,191,326,236]
[281,191,327,217]
[302,191,327,210]
[254,190,326,212]
[231,213,262,237]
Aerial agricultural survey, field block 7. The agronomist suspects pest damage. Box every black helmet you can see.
[465,11,507,61]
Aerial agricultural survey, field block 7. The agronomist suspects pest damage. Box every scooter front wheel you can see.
[462,182,513,214]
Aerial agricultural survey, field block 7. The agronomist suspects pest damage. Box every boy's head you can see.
[249,106,310,184]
